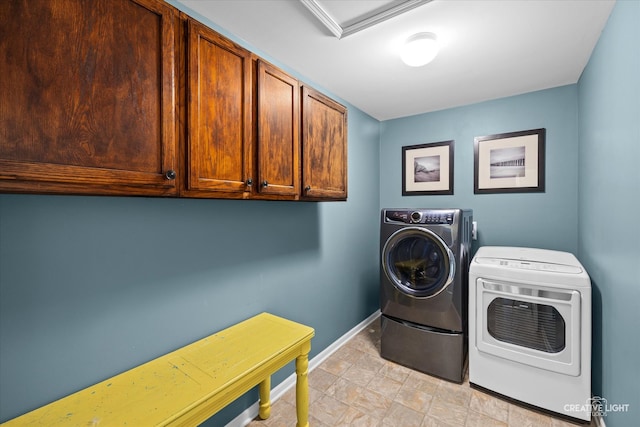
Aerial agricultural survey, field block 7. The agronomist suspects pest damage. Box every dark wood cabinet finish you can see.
[184,18,253,198]
[0,0,178,196]
[256,60,300,199]
[0,1,347,201]
[301,86,348,200]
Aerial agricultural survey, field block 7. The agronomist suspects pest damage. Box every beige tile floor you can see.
[249,315,594,427]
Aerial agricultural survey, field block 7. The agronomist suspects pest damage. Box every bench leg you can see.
[295,346,310,427]
[258,376,271,419]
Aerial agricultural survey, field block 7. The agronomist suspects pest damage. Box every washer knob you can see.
[410,211,422,223]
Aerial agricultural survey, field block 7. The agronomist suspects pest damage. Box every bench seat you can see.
[1,313,314,426]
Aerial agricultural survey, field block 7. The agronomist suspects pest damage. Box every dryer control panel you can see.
[474,257,583,274]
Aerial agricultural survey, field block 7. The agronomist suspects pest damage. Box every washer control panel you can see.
[385,210,454,224]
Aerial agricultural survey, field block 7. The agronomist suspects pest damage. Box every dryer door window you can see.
[487,297,566,353]
[382,227,455,298]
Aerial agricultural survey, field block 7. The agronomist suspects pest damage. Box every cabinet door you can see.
[301,86,348,200]
[257,60,300,198]
[185,19,253,197]
[0,0,178,196]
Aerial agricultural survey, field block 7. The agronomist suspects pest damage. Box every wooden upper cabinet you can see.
[257,60,300,198]
[184,19,253,198]
[0,2,347,202]
[301,86,348,200]
[0,0,178,196]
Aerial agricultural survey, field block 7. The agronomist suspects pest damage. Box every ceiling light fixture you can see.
[401,32,439,67]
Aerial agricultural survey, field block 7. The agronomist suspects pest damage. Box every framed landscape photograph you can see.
[402,140,454,196]
[474,128,545,194]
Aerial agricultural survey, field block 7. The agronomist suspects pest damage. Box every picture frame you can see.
[402,140,454,196]
[474,128,545,194]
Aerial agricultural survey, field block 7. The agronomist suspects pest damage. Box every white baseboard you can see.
[225,310,381,427]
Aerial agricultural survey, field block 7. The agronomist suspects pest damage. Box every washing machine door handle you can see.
[444,245,456,287]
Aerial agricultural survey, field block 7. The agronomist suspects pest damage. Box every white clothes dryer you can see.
[469,246,592,422]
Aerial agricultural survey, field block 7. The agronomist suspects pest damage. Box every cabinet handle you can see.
[164,170,177,180]
[305,185,311,192]
[262,180,268,187]
[246,178,253,187]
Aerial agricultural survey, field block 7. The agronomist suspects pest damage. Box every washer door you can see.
[382,227,455,298]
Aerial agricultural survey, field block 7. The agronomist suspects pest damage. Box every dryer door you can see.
[475,278,581,376]
[382,227,455,298]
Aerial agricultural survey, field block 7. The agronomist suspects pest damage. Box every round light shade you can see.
[401,32,439,67]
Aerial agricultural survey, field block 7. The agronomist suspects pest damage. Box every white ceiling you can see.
[177,0,615,121]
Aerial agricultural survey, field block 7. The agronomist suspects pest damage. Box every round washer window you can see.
[382,227,455,298]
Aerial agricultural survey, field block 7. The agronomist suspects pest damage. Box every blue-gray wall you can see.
[578,1,640,425]
[0,119,380,425]
[380,84,580,254]
[0,4,381,422]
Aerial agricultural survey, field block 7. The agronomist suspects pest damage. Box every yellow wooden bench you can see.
[1,313,314,426]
